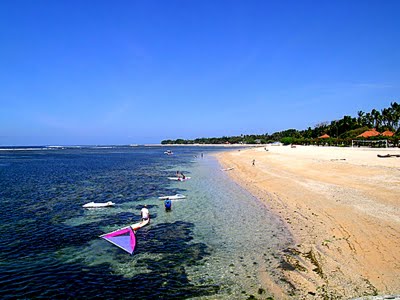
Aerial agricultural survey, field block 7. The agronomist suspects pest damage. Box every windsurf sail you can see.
[100,226,136,254]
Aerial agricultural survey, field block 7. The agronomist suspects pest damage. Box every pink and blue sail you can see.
[100,226,136,254]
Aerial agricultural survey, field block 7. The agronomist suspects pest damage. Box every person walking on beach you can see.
[141,205,150,221]
[252,159,255,166]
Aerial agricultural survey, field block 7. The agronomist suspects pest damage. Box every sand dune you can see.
[216,145,400,299]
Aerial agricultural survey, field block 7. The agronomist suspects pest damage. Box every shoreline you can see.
[215,145,400,299]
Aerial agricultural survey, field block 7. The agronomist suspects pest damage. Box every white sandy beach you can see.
[216,145,400,299]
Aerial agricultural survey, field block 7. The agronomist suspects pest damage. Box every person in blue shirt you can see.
[164,199,172,211]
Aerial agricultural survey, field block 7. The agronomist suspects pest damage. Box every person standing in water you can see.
[141,205,150,221]
[164,199,172,211]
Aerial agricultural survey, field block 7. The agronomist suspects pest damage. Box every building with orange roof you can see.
[318,134,330,139]
[381,130,394,137]
[357,128,380,138]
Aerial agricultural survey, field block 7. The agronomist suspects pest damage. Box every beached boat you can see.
[158,194,186,200]
[221,167,234,171]
[377,154,400,158]
[167,177,191,181]
[82,201,115,208]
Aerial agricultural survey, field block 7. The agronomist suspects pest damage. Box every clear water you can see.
[0,146,291,299]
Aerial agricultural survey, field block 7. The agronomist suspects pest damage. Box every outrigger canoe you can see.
[83,201,115,208]
[167,177,191,181]
[377,154,400,158]
[158,194,186,200]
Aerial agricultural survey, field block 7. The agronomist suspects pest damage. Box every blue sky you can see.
[1,0,399,145]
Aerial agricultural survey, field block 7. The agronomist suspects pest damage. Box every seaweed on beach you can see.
[303,249,324,279]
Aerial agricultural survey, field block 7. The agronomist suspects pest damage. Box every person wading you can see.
[141,205,150,221]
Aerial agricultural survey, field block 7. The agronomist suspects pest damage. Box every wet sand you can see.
[215,145,400,299]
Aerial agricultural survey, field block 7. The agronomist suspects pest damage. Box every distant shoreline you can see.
[0,144,263,149]
[147,144,263,147]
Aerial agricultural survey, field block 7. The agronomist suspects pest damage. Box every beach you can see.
[216,145,400,299]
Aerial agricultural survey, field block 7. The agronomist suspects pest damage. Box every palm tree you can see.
[329,120,339,138]
[390,102,400,130]
[364,112,373,128]
[381,107,394,130]
[357,110,366,127]
[371,109,382,130]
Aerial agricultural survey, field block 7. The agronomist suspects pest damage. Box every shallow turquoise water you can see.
[0,146,291,299]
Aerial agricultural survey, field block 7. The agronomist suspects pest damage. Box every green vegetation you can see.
[161,101,400,147]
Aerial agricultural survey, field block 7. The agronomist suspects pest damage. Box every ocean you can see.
[0,146,291,299]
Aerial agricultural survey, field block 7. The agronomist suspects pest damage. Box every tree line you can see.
[161,101,400,146]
